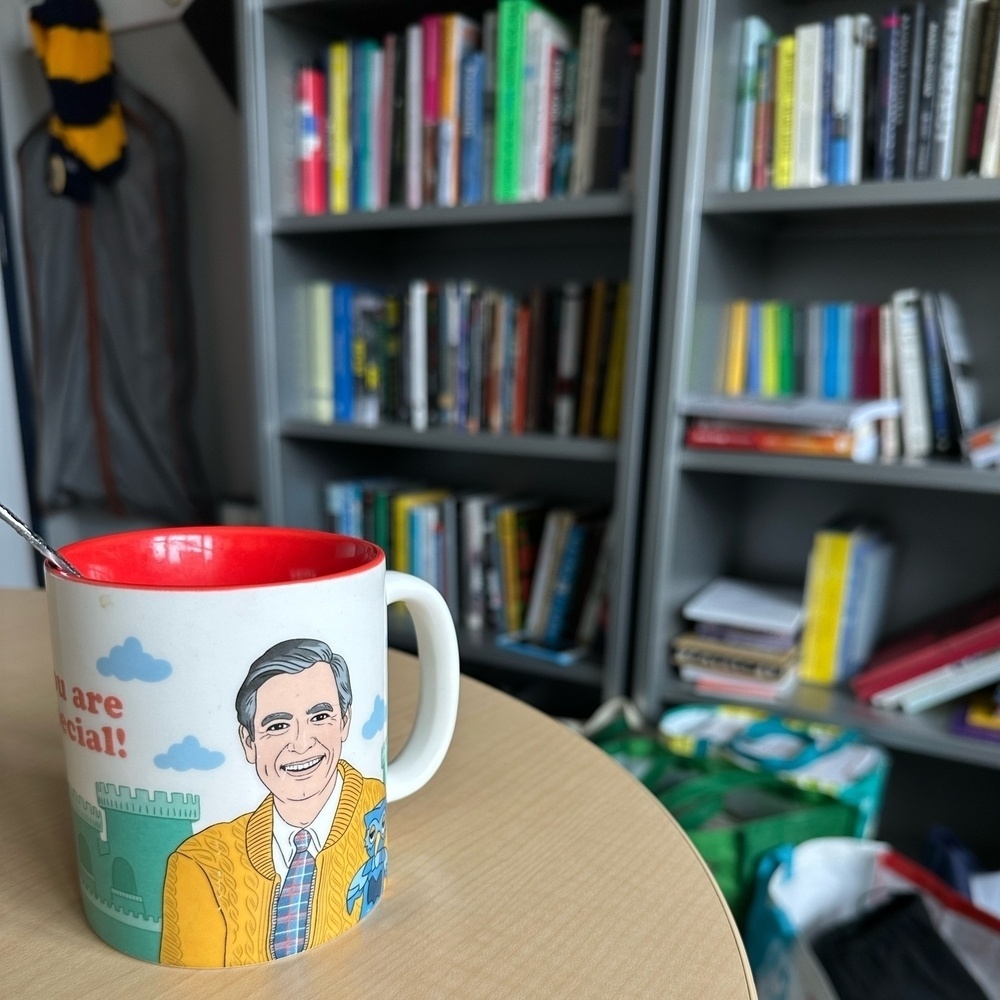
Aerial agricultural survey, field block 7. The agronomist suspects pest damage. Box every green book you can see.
[777,302,795,395]
[495,0,538,202]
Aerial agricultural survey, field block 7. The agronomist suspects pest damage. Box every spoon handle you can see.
[0,503,82,577]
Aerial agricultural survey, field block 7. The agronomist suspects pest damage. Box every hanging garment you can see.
[20,76,213,524]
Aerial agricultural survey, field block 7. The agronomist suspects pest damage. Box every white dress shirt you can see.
[271,770,343,889]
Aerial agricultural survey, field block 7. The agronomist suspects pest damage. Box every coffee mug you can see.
[44,526,460,968]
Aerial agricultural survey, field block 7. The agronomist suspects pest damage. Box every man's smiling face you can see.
[240,661,350,818]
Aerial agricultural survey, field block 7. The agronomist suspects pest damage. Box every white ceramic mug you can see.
[44,526,459,968]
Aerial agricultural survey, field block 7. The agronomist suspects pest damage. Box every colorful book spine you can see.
[460,51,485,204]
[724,299,750,395]
[421,15,442,205]
[332,283,354,423]
[799,528,854,685]
[773,35,797,188]
[495,0,535,201]
[777,302,795,394]
[297,62,327,215]
[760,301,780,395]
[733,16,772,191]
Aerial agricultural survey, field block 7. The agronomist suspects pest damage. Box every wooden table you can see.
[0,588,755,999]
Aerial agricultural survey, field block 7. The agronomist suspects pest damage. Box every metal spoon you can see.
[0,503,83,577]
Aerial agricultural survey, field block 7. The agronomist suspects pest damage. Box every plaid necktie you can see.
[272,828,316,958]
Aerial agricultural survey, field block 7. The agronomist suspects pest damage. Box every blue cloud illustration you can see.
[97,636,172,682]
[154,735,225,771]
[362,696,386,740]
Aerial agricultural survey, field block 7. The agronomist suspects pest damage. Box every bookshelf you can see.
[238,0,674,709]
[633,0,1000,860]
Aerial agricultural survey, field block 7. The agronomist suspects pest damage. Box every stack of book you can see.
[299,277,630,439]
[680,395,901,463]
[799,516,895,688]
[708,289,980,462]
[323,478,610,661]
[950,685,1000,741]
[294,1,640,214]
[670,577,803,701]
[852,588,1000,712]
[730,3,1000,192]
[961,416,1000,466]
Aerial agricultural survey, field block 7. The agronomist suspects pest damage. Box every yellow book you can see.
[723,298,750,395]
[391,490,449,572]
[330,41,351,214]
[798,529,854,686]
[576,280,608,436]
[494,504,522,633]
[773,35,796,190]
[760,301,780,396]
[599,282,631,439]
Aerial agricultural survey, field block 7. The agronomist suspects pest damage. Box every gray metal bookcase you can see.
[237,0,674,703]
[633,0,1000,857]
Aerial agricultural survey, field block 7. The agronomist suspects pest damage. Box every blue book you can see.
[332,283,354,423]
[920,291,954,453]
[460,51,484,205]
[494,632,586,665]
[350,41,365,210]
[837,303,854,398]
[747,302,762,393]
[822,304,840,398]
[355,41,378,210]
[543,521,587,648]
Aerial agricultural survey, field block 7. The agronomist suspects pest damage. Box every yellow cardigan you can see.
[160,760,386,967]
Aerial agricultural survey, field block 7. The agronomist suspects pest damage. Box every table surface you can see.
[0,588,755,999]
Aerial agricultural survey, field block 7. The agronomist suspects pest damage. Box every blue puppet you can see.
[346,799,387,918]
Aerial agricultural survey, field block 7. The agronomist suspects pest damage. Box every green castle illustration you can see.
[71,783,200,962]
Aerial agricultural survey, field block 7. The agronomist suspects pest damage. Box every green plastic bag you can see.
[592,730,858,928]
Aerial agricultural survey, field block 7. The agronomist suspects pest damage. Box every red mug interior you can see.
[54,526,383,589]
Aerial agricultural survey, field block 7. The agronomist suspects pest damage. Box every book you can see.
[495,0,539,201]
[677,393,902,431]
[523,507,575,642]
[391,489,449,572]
[919,290,956,454]
[495,631,588,664]
[901,4,927,179]
[752,38,776,189]
[676,662,799,702]
[438,14,480,207]
[872,647,1000,712]
[329,41,351,213]
[850,15,876,183]
[297,61,327,215]
[798,523,857,685]
[542,510,604,648]
[933,0,971,179]
[300,281,333,422]
[949,688,1000,742]
[852,588,1000,701]
[570,3,607,195]
[733,17,773,192]
[876,10,903,180]
[406,23,424,208]
[460,492,500,630]
[829,14,854,185]
[590,14,632,191]
[576,279,609,435]
[793,21,825,187]
[773,35,797,188]
[936,290,981,441]
[460,50,486,205]
[916,6,943,178]
[684,420,875,462]
[407,280,429,431]
[979,8,1000,174]
[683,577,804,635]
[553,282,585,436]
[969,0,1000,171]
[421,14,442,205]
[891,287,933,459]
[953,0,989,176]
[598,281,630,439]
[723,299,750,395]
[878,302,903,460]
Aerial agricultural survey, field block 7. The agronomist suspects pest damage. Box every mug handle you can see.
[384,570,460,801]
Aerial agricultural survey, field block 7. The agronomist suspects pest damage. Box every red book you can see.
[851,590,1000,701]
[297,62,327,215]
[421,14,442,205]
[684,421,856,459]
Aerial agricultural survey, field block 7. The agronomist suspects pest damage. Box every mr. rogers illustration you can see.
[160,638,387,967]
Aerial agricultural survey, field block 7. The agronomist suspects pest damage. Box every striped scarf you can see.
[29,0,127,201]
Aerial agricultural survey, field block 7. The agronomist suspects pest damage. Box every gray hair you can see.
[235,638,352,738]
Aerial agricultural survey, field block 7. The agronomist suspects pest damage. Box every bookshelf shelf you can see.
[679,450,1000,494]
[282,419,619,461]
[660,678,1000,771]
[389,612,604,687]
[273,193,634,234]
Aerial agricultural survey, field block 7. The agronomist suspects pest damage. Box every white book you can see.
[731,16,772,192]
[553,282,585,436]
[792,22,825,187]
[980,20,1000,175]
[878,303,902,460]
[301,281,333,422]
[933,0,970,179]
[872,648,1000,712]
[368,49,384,210]
[405,24,423,208]
[891,288,933,459]
[461,493,497,629]
[936,290,980,435]
[677,393,902,430]
[523,508,573,641]
[683,577,804,636]
[849,15,875,185]
[408,280,429,431]
[524,13,573,200]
